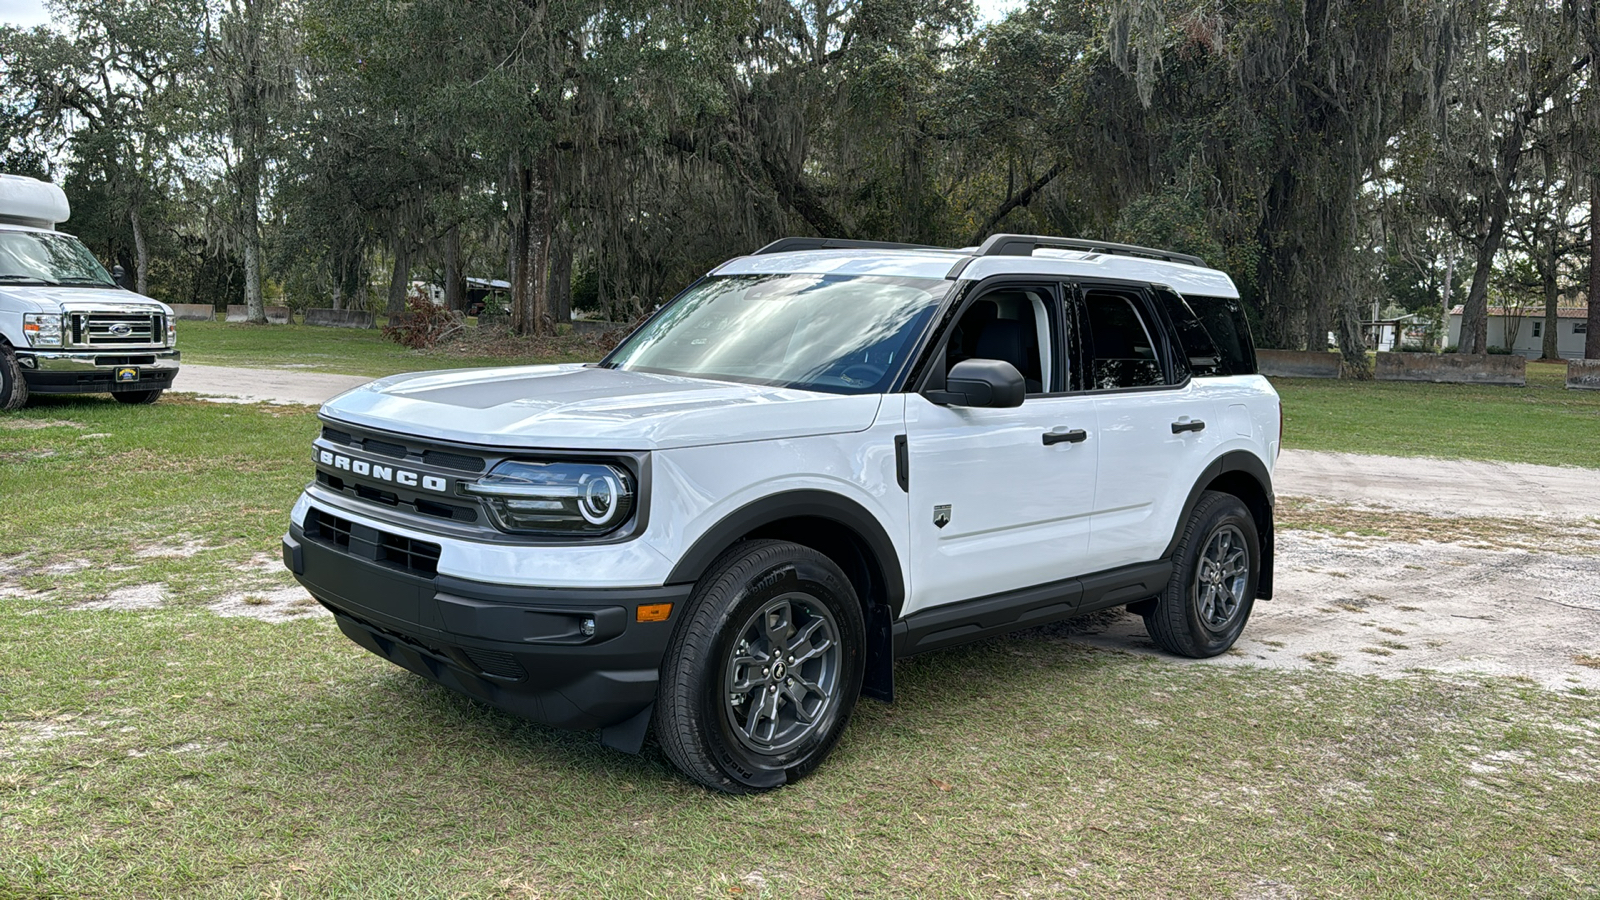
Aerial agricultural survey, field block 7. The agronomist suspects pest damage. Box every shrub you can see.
[383,290,464,349]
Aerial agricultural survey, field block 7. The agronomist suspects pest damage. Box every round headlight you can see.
[464,460,636,536]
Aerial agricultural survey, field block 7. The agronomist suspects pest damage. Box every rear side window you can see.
[1181,294,1258,376]
[1155,289,1224,377]
[1080,290,1166,390]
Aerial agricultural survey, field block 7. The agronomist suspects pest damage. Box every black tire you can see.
[1143,491,1260,658]
[113,389,163,405]
[0,343,28,411]
[653,539,865,793]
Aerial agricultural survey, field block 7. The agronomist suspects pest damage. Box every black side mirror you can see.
[924,358,1026,408]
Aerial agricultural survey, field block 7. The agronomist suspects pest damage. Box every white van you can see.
[0,173,179,409]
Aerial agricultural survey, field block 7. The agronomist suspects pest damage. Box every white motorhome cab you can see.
[283,235,1281,792]
[0,174,179,409]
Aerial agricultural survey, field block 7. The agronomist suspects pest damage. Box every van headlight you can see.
[23,314,62,348]
[464,460,636,536]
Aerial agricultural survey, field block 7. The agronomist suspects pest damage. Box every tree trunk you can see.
[1590,179,1600,359]
[510,153,556,338]
[444,225,466,313]
[1439,254,1453,352]
[1459,206,1507,356]
[129,207,149,296]
[386,241,412,317]
[549,227,572,324]
[511,163,534,335]
[1542,251,1560,360]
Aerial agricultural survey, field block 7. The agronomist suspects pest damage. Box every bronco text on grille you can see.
[316,449,449,493]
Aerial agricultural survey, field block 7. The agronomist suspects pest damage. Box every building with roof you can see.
[1446,304,1589,359]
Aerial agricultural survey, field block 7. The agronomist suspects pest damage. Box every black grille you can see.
[463,649,526,680]
[305,507,441,578]
[315,472,478,522]
[322,427,353,445]
[378,531,440,576]
[308,509,353,549]
[364,439,409,460]
[422,449,486,473]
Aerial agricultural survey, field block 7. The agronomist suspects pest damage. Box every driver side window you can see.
[944,287,1058,394]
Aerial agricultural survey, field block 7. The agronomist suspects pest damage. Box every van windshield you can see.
[602,273,951,394]
[0,231,115,287]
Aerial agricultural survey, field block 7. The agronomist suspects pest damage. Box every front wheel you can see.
[113,389,163,405]
[1143,491,1260,658]
[0,344,28,411]
[654,540,865,793]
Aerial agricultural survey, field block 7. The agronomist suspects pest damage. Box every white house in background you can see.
[1446,304,1589,358]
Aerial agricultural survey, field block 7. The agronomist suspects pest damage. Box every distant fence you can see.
[170,304,214,321]
[304,308,376,329]
[1375,352,1525,386]
[1256,349,1341,379]
[221,305,292,324]
[1569,359,1600,391]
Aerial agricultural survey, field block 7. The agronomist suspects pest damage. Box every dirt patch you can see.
[209,586,328,623]
[0,418,83,431]
[136,539,216,559]
[1072,530,1600,692]
[72,583,167,612]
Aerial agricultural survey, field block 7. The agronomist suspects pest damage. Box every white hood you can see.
[0,284,172,314]
[321,363,885,451]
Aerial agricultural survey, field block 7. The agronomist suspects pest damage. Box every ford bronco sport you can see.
[283,234,1280,792]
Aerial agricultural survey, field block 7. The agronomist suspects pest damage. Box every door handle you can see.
[1042,429,1088,445]
[1171,418,1206,434]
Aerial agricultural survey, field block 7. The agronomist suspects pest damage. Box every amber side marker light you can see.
[637,603,673,623]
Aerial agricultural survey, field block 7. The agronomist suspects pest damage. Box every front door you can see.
[902,283,1099,615]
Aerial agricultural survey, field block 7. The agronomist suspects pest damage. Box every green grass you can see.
[175,319,598,377]
[4,396,1599,898]
[1274,361,1600,468]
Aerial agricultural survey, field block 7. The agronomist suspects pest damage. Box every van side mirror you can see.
[923,359,1026,408]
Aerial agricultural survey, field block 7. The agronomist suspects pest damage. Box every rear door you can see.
[902,282,1099,615]
[1074,284,1222,569]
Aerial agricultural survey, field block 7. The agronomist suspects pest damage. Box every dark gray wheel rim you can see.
[722,592,841,755]
[1195,524,1249,632]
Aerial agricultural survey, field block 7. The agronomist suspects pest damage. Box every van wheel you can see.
[1143,491,1259,658]
[0,344,28,411]
[113,389,163,405]
[654,539,864,793]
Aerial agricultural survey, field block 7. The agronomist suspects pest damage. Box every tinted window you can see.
[1155,289,1224,377]
[1183,295,1257,375]
[1081,291,1165,390]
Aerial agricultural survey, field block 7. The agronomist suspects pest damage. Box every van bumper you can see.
[19,349,180,394]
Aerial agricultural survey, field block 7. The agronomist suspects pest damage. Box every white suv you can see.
[283,234,1280,792]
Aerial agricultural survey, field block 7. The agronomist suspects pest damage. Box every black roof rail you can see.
[752,237,948,255]
[975,234,1206,267]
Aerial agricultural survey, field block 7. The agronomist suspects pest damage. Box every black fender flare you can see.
[665,489,905,704]
[1163,450,1276,599]
[665,489,906,613]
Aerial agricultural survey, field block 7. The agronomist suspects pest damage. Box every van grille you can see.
[69,313,163,347]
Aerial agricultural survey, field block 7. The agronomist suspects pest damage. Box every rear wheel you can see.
[0,344,28,411]
[113,389,163,405]
[1143,491,1259,658]
[654,540,865,793]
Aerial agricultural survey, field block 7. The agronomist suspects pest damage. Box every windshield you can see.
[0,230,115,286]
[603,273,951,394]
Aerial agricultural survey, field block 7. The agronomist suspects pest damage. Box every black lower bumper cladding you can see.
[284,521,689,749]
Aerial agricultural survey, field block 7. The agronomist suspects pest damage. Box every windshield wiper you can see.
[53,277,114,286]
[0,274,59,285]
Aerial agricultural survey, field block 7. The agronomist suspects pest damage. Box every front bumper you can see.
[18,349,180,394]
[283,521,689,742]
